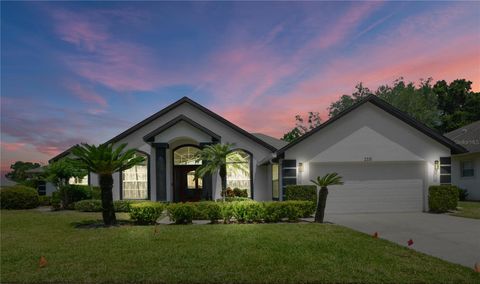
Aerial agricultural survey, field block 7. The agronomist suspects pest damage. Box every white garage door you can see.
[309,162,425,214]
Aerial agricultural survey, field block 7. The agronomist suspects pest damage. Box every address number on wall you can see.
[364,157,372,162]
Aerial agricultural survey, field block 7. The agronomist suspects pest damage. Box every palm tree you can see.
[71,143,145,225]
[311,173,343,223]
[195,143,234,201]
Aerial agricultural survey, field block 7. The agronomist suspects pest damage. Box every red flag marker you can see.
[373,232,378,238]
[407,239,414,246]
[39,256,47,268]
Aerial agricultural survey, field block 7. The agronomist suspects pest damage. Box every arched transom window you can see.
[226,150,252,197]
[174,146,202,165]
[122,152,148,199]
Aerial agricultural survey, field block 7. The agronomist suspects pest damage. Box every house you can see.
[49,95,466,213]
[445,121,480,200]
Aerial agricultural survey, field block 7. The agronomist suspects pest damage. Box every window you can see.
[272,163,279,200]
[187,170,203,189]
[122,152,148,199]
[461,161,474,177]
[226,150,252,197]
[68,175,88,185]
[174,146,201,165]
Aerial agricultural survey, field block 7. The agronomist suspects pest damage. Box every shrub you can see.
[114,200,135,212]
[233,188,248,197]
[91,187,101,200]
[199,202,222,223]
[130,202,165,225]
[458,188,469,201]
[232,201,265,223]
[58,185,95,209]
[75,199,102,212]
[167,203,196,224]
[0,185,39,209]
[38,196,52,206]
[192,201,210,220]
[221,187,235,197]
[285,185,317,202]
[51,191,62,210]
[220,202,235,223]
[429,185,459,213]
[282,201,304,221]
[217,197,251,202]
[263,202,284,223]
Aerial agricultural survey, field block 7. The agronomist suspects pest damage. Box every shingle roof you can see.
[445,121,480,154]
[251,133,288,149]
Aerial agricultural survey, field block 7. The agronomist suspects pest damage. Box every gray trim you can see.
[154,144,168,201]
[104,97,278,151]
[143,115,221,143]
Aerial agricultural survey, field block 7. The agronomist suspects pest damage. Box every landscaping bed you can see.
[1,210,479,284]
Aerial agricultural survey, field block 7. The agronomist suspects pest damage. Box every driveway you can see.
[327,212,480,268]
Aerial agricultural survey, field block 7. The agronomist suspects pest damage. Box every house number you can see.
[364,157,372,162]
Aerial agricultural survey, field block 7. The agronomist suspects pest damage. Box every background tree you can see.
[72,143,145,226]
[5,161,41,182]
[433,79,480,132]
[327,77,479,132]
[282,112,322,142]
[195,143,233,201]
[311,173,343,223]
[328,83,372,117]
[45,158,88,187]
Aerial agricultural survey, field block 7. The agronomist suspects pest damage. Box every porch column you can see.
[200,142,214,200]
[153,143,169,201]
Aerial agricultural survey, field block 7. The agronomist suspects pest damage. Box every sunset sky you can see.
[1,1,479,173]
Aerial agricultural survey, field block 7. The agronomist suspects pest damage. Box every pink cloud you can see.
[1,141,27,152]
[65,81,108,109]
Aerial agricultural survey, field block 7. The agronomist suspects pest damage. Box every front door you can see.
[173,165,203,202]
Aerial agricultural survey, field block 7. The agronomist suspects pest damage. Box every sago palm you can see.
[71,143,145,225]
[311,173,343,223]
[195,143,234,201]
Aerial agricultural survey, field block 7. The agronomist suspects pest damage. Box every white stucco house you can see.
[445,121,480,200]
[49,95,467,213]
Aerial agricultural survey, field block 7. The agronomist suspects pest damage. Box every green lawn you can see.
[1,210,479,284]
[451,201,480,219]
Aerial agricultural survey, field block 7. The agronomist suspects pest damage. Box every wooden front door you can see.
[173,165,203,202]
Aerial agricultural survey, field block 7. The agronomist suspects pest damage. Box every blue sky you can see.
[1,1,479,171]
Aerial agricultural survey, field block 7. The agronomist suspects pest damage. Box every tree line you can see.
[283,78,480,142]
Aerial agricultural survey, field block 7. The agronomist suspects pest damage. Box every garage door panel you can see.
[310,163,425,214]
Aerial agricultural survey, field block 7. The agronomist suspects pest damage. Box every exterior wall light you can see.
[434,160,440,172]
[298,162,304,173]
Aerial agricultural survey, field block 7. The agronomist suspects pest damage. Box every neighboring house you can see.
[445,121,480,200]
[24,167,56,196]
[49,95,466,213]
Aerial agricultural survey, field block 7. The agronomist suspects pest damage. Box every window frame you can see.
[173,145,202,166]
[120,150,150,200]
[460,160,475,178]
[226,149,254,199]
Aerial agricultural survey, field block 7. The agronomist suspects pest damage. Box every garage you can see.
[309,162,425,214]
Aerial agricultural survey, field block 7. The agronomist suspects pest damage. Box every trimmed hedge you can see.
[285,185,317,202]
[164,200,315,224]
[129,202,165,224]
[75,199,102,212]
[56,185,101,210]
[429,185,459,213]
[0,185,39,209]
[232,201,264,223]
[39,196,52,206]
[168,203,196,224]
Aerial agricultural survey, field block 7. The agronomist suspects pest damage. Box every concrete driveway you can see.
[326,212,480,268]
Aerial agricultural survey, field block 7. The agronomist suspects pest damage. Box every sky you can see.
[1,1,480,174]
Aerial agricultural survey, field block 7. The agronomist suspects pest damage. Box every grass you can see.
[450,201,480,219]
[1,210,479,284]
